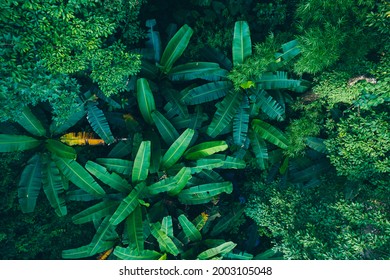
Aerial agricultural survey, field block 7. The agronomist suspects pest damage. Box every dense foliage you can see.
[0,0,389,260]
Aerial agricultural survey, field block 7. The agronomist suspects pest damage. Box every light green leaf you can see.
[232,21,252,66]
[178,214,202,242]
[17,106,46,137]
[113,247,161,260]
[125,205,144,253]
[0,134,41,152]
[86,102,115,144]
[160,24,193,74]
[72,200,119,225]
[151,110,180,146]
[45,139,77,159]
[136,78,156,125]
[197,241,236,260]
[184,141,228,160]
[178,181,233,205]
[161,128,195,170]
[132,141,151,184]
[252,119,289,149]
[183,81,232,105]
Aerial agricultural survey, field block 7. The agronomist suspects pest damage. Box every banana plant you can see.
[61,103,248,259]
[0,106,108,216]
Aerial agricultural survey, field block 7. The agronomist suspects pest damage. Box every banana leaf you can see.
[160,24,193,74]
[178,181,233,205]
[45,139,77,159]
[145,19,161,62]
[132,141,151,183]
[151,110,180,146]
[184,140,228,160]
[249,130,268,170]
[190,158,225,174]
[275,39,300,62]
[252,119,289,150]
[72,200,119,224]
[197,169,224,183]
[150,223,180,256]
[67,189,99,202]
[233,96,250,146]
[147,177,177,195]
[232,21,252,66]
[42,158,67,217]
[220,156,246,169]
[207,90,243,138]
[85,160,130,192]
[62,244,92,259]
[59,132,105,146]
[52,155,105,197]
[255,89,285,121]
[167,167,192,196]
[18,154,42,213]
[305,137,327,154]
[113,247,161,260]
[89,216,118,256]
[108,140,132,158]
[17,106,46,137]
[163,88,189,118]
[0,134,41,152]
[255,71,301,90]
[200,46,233,71]
[189,105,209,129]
[168,62,228,81]
[136,78,156,125]
[225,251,253,260]
[86,102,115,144]
[183,81,231,105]
[161,128,195,170]
[161,216,174,238]
[178,214,202,242]
[96,158,133,177]
[125,205,144,253]
[210,208,244,236]
[109,182,147,226]
[197,241,236,260]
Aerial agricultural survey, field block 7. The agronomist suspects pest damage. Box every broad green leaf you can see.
[184,141,228,160]
[226,251,253,260]
[86,102,115,144]
[113,247,161,260]
[178,181,233,205]
[72,200,119,225]
[45,139,77,159]
[183,81,231,105]
[160,24,193,74]
[132,141,151,184]
[255,71,301,90]
[18,154,42,213]
[275,39,301,62]
[145,19,161,62]
[108,140,132,158]
[190,158,225,174]
[85,161,130,192]
[210,208,244,236]
[89,216,118,255]
[197,169,224,183]
[110,182,146,226]
[197,241,236,260]
[144,130,161,174]
[249,130,268,170]
[161,216,174,238]
[136,78,156,125]
[233,97,250,146]
[305,137,327,154]
[167,167,192,196]
[220,156,246,169]
[178,214,202,242]
[42,158,67,217]
[232,21,252,66]
[96,158,133,177]
[148,177,177,195]
[161,128,195,170]
[53,156,105,197]
[163,88,189,118]
[62,244,92,259]
[255,89,285,121]
[252,119,289,149]
[168,62,228,81]
[125,205,144,253]
[0,134,41,152]
[150,223,180,256]
[207,91,243,138]
[151,110,180,146]
[17,106,46,137]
